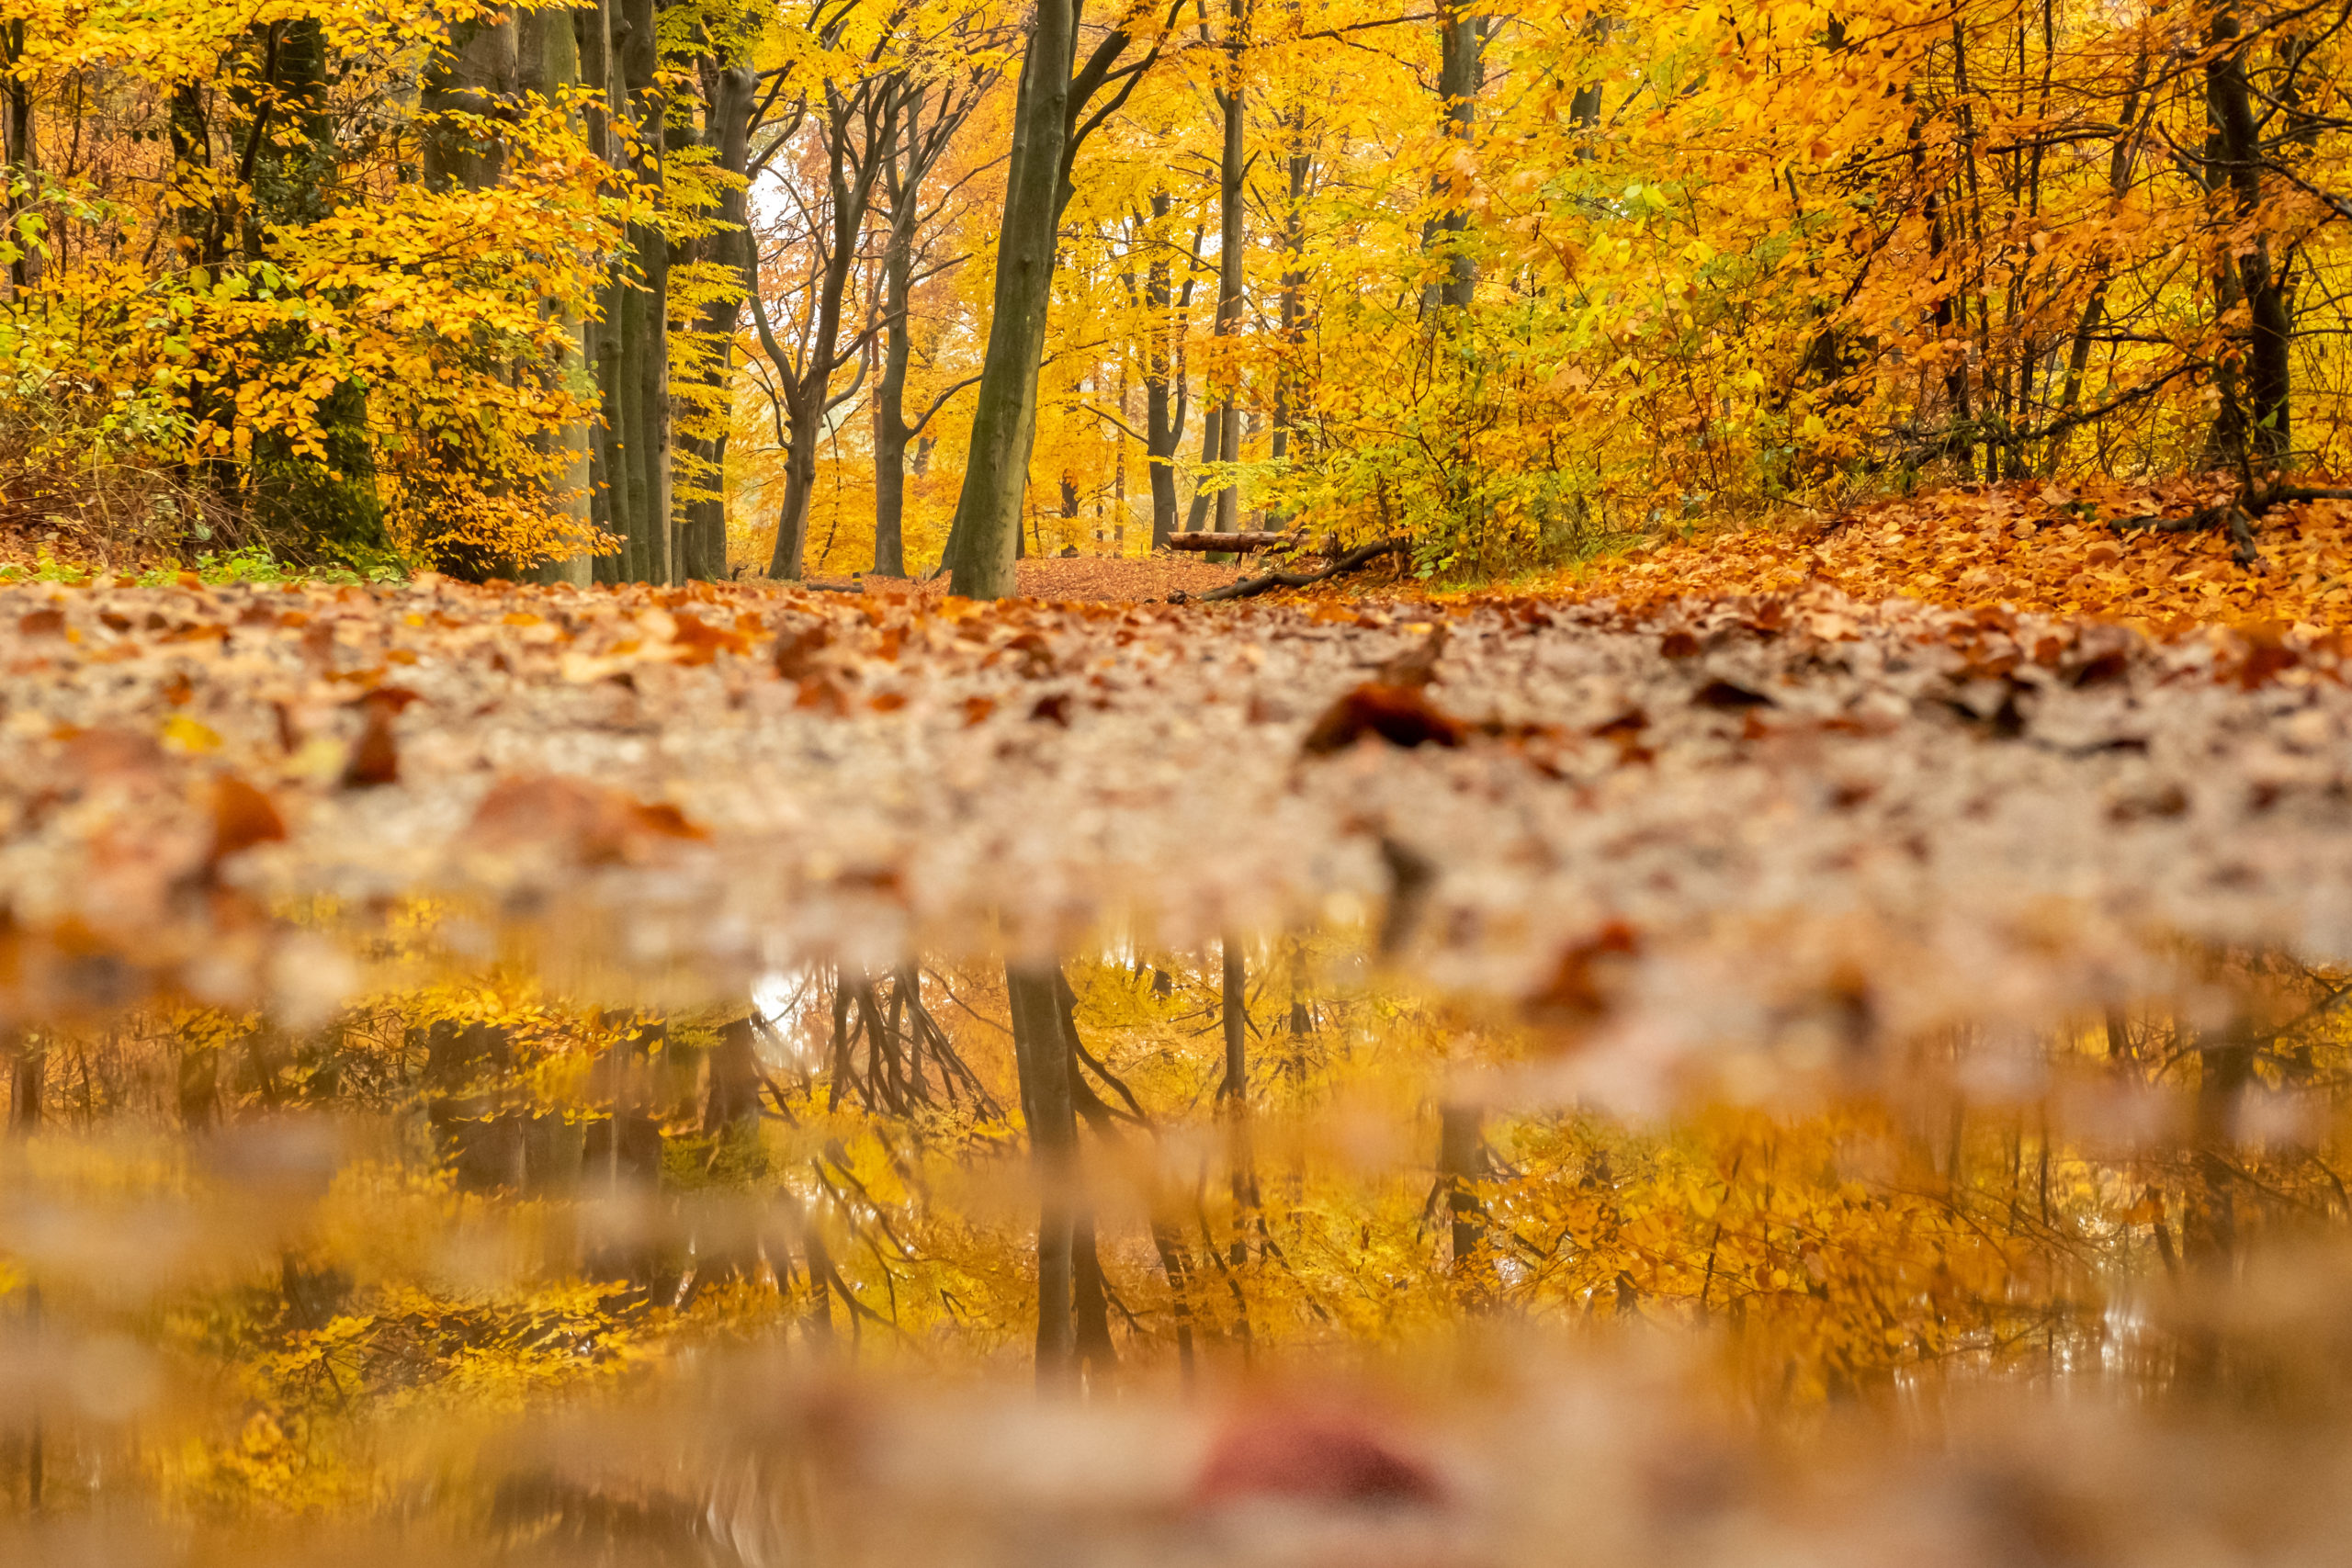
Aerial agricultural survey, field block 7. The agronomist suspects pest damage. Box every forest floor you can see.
[1,478,2344,1100]
[7,483,2352,1567]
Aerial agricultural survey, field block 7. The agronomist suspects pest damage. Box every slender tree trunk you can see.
[680,59,756,581]
[580,1,627,581]
[2043,52,2148,476]
[945,0,1079,598]
[616,0,672,583]
[1142,194,1190,550]
[3,21,35,299]
[2205,6,2290,466]
[762,91,891,581]
[1184,403,1222,533]
[521,8,596,584]
[1430,0,1480,315]
[874,203,916,576]
[1208,1,1247,543]
[1270,110,1307,513]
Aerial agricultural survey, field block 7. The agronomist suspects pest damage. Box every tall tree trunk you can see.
[605,0,672,584]
[523,7,596,585]
[1183,402,1222,534]
[1430,0,1480,315]
[944,0,1079,598]
[2205,5,2290,466]
[680,58,755,581]
[874,200,916,577]
[1142,194,1190,550]
[1207,0,1247,543]
[422,15,516,193]
[760,89,890,581]
[581,1,626,581]
[4,20,35,299]
[1270,107,1307,515]
[2042,51,2148,476]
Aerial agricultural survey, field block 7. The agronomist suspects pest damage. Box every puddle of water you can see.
[4,931,2352,1564]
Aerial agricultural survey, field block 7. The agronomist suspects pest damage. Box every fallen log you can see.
[1163,530,1334,554]
[1171,537,1409,604]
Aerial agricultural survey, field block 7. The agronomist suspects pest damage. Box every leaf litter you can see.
[0,571,2345,1107]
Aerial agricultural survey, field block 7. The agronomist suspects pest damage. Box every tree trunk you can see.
[1430,0,1480,314]
[761,88,892,581]
[422,15,516,193]
[4,20,35,299]
[874,197,917,577]
[611,0,672,584]
[1142,194,1190,550]
[1184,402,1222,534]
[944,0,1079,598]
[2042,51,2148,476]
[1270,108,1307,505]
[523,7,596,585]
[2205,6,2290,466]
[679,59,756,581]
[1208,3,1247,542]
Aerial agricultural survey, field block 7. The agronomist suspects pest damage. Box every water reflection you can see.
[4,936,2352,1562]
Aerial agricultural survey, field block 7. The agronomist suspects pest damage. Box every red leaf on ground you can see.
[1193,1408,1444,1510]
[1302,682,1468,755]
[340,688,418,789]
[209,775,286,867]
[1527,920,1641,1029]
[464,775,707,867]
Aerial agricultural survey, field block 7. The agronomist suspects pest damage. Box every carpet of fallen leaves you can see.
[1559,478,2352,632]
[4,569,2349,1106]
[805,555,1246,603]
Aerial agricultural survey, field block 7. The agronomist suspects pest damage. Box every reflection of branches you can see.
[817,966,1004,1118]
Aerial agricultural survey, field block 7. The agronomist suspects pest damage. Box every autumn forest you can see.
[10,0,2352,1562]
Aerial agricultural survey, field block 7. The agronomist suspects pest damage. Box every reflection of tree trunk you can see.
[2176,1013,2255,1390]
[1072,1208,1115,1377]
[1008,964,1079,1386]
[177,1034,218,1130]
[424,1020,526,1191]
[9,1034,40,1132]
[1438,1103,1484,1273]
[1218,940,1260,1273]
[2187,1021,2254,1266]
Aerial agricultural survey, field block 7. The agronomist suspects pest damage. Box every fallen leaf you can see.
[1302,683,1469,754]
